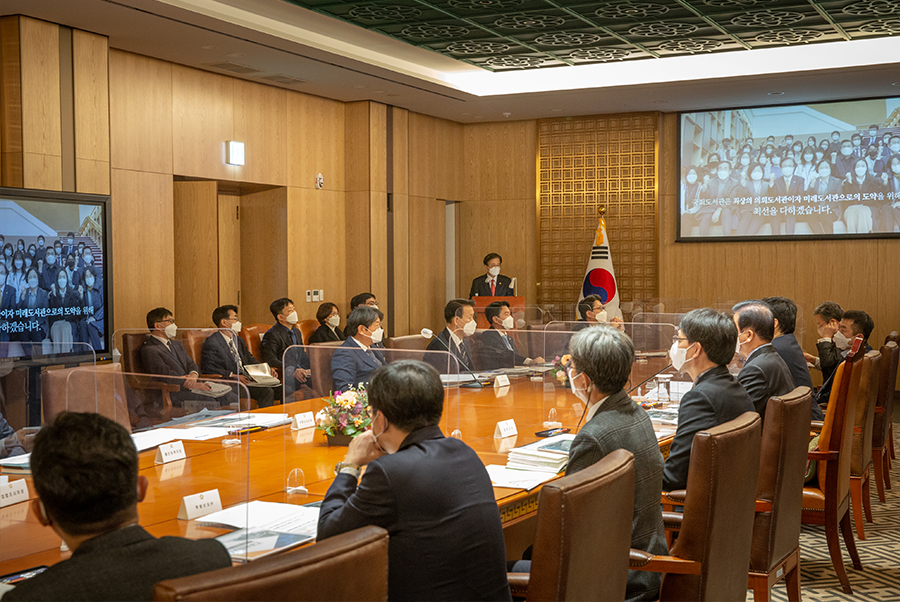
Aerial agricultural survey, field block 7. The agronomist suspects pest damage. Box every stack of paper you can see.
[506,434,575,473]
[202,501,320,562]
[645,408,679,425]
[0,453,30,474]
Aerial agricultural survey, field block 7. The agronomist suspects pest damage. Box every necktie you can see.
[502,335,513,351]
[290,329,298,345]
[490,278,496,296]
[229,337,242,372]
[457,340,470,369]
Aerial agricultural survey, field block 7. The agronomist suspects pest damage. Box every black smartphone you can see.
[534,428,570,438]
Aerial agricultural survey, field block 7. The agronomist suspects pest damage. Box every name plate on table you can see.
[494,419,517,438]
[0,478,29,508]
[177,489,222,520]
[155,441,186,464]
[493,374,510,388]
[493,435,517,453]
[291,412,315,430]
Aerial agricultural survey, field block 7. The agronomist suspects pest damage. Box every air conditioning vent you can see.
[260,74,307,86]
[203,62,261,75]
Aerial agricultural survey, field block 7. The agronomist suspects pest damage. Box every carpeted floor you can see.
[753,435,900,601]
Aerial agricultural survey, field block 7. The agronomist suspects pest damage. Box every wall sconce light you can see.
[225,141,245,166]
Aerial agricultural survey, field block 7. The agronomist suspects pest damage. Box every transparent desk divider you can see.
[474,305,545,330]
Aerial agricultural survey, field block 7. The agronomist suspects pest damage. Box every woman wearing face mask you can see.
[769,153,783,179]
[736,163,770,236]
[881,155,900,233]
[732,151,753,182]
[332,305,386,393]
[842,157,885,233]
[48,268,79,351]
[808,159,845,234]
[39,246,60,291]
[310,302,345,343]
[680,166,703,234]
[2,243,13,270]
[17,267,50,344]
[795,146,817,188]
[76,266,104,349]
[8,251,27,300]
[864,144,884,179]
[564,325,668,602]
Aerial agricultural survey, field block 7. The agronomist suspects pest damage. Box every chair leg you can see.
[826,514,852,594]
[751,580,770,602]
[840,510,863,570]
[885,450,892,490]
[890,423,895,459]
[785,558,801,602]
[850,476,865,540]
[863,471,873,523]
[873,449,887,502]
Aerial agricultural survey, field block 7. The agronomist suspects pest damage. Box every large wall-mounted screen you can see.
[0,188,112,362]
[678,96,900,241]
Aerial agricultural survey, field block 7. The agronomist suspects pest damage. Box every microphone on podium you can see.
[420,329,484,387]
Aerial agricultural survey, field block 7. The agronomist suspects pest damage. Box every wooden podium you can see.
[472,296,525,329]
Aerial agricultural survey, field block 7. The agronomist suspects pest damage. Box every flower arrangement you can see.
[549,354,572,386]
[315,386,371,438]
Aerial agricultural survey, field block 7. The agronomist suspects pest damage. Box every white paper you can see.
[200,501,309,530]
[493,374,511,388]
[486,465,558,491]
[177,489,222,520]
[0,478,29,508]
[0,454,29,468]
[131,430,180,452]
[291,412,316,430]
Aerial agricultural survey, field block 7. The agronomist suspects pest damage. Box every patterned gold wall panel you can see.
[538,114,658,317]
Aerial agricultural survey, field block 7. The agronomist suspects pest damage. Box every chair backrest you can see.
[180,329,218,369]
[298,319,318,346]
[121,332,149,375]
[873,342,899,449]
[41,363,131,433]
[850,350,881,476]
[153,526,388,602]
[308,341,342,397]
[886,331,900,346]
[385,334,429,351]
[240,324,271,361]
[527,449,634,602]
[817,337,866,502]
[750,387,812,573]
[661,412,761,602]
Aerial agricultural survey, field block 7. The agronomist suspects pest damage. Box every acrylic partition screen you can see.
[679,96,900,240]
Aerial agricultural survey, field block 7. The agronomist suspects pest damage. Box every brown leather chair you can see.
[748,387,812,602]
[385,334,429,351]
[631,412,762,602]
[153,525,388,601]
[298,319,318,346]
[41,363,132,432]
[848,349,881,539]
[883,331,898,461]
[872,341,898,502]
[507,449,635,602]
[801,337,866,594]
[179,329,219,376]
[121,332,179,422]
[240,324,271,362]
[307,341,342,398]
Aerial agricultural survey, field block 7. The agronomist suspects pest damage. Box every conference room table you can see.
[0,371,677,576]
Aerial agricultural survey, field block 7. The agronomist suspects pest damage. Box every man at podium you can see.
[469,252,514,298]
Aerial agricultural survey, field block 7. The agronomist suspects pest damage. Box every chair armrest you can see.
[140,380,181,393]
[810,421,824,433]
[852,426,862,434]
[507,573,529,597]
[661,512,684,530]
[629,550,702,574]
[808,451,839,461]
[200,373,224,380]
[661,490,686,505]
[756,500,773,513]
[875,407,885,414]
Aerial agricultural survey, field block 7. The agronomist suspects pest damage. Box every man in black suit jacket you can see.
[5,412,230,602]
[318,361,511,602]
[261,297,312,399]
[331,306,386,393]
[664,309,754,492]
[733,301,795,423]
[202,305,280,408]
[425,299,477,374]
[764,296,823,420]
[471,300,544,370]
[140,307,237,407]
[469,252,514,298]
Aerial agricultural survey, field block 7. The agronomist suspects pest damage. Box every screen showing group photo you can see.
[678,96,900,240]
[0,190,110,360]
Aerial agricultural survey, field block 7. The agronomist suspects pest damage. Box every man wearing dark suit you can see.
[38,247,60,291]
[764,296,823,420]
[62,232,77,260]
[261,297,312,399]
[733,301,795,423]
[664,309,755,493]
[5,412,231,601]
[202,305,280,408]
[472,300,544,370]
[425,299,477,374]
[349,292,379,311]
[140,307,237,407]
[331,306,385,393]
[318,361,511,602]
[803,301,845,407]
[469,252,514,298]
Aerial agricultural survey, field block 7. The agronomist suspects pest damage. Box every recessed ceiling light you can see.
[551,108,562,112]
[893,82,900,86]
[353,85,367,89]
[767,91,785,96]
[653,100,670,104]
[200,45,218,50]
[226,52,246,58]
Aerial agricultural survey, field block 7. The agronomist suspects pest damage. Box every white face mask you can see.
[735,330,748,356]
[28,277,39,289]
[841,148,852,156]
[750,171,763,181]
[568,369,591,405]
[501,315,514,330]
[368,326,384,343]
[670,341,695,373]
[855,166,867,177]
[488,266,500,277]
[891,144,900,153]
[833,331,851,350]
[284,311,299,325]
[230,320,242,334]
[327,314,341,328]
[591,309,608,323]
[372,413,389,454]
[686,173,697,184]
[164,323,178,339]
[462,319,477,336]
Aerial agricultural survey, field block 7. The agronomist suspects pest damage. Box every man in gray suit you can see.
[5,413,231,601]
[564,325,667,602]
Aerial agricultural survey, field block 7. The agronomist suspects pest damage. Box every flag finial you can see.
[598,206,606,216]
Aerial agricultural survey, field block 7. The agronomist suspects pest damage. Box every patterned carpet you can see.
[752,433,900,602]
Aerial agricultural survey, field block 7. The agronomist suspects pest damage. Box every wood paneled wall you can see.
[73,30,109,195]
[240,187,288,326]
[173,181,220,328]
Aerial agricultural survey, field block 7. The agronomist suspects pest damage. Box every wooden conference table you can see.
[0,371,676,575]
